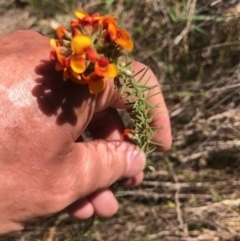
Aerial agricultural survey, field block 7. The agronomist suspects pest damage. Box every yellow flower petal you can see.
[71,35,92,54]
[88,77,106,94]
[94,61,118,78]
[75,10,88,19]
[70,54,86,73]
[50,39,57,49]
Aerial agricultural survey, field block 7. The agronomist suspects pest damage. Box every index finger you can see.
[111,61,172,152]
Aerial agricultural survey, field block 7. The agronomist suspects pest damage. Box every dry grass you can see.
[1,0,240,240]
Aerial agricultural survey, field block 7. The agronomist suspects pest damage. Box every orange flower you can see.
[94,57,118,78]
[114,28,134,51]
[107,22,134,51]
[75,10,117,25]
[107,22,118,40]
[50,9,135,94]
[122,129,132,141]
[86,48,98,63]
[75,10,93,22]
[70,34,92,73]
[84,72,107,94]
[70,71,87,84]
[70,19,79,28]
[71,27,81,36]
[50,39,70,75]
[121,129,137,144]
[56,26,67,39]
[94,15,117,25]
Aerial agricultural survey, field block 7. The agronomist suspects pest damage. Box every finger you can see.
[65,141,146,204]
[123,171,144,187]
[67,189,118,219]
[67,198,94,220]
[88,189,118,217]
[67,171,144,220]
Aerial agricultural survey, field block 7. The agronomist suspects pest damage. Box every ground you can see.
[1,0,240,240]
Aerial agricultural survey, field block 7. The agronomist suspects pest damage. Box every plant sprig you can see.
[119,54,163,164]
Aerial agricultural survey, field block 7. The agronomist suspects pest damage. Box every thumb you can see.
[67,140,146,200]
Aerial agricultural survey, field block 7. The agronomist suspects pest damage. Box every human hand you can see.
[0,30,171,234]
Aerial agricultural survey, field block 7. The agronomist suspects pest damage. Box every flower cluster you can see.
[50,10,134,94]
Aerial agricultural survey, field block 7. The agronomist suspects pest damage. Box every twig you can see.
[174,139,240,163]
[186,198,240,213]
[165,159,188,236]
[117,190,212,199]
[142,180,240,188]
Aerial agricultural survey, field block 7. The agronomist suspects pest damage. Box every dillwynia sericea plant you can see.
[50,9,162,163]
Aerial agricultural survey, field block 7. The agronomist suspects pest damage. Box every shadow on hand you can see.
[32,60,93,126]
